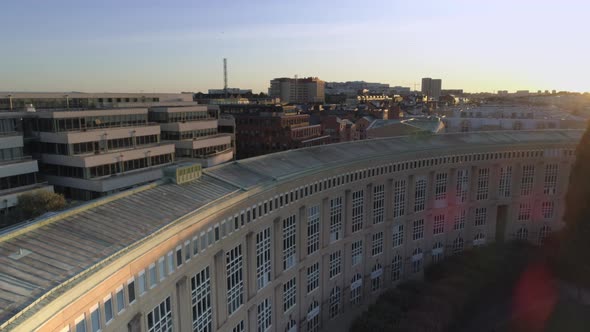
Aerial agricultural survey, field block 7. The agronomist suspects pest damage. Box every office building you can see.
[149,105,234,168]
[0,130,580,332]
[0,112,53,221]
[31,108,176,200]
[269,77,326,104]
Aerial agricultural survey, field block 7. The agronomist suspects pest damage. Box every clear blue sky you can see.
[1,0,588,93]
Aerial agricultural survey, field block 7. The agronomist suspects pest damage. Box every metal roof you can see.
[0,129,583,325]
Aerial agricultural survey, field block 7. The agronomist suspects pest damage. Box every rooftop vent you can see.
[164,163,202,185]
[9,248,32,260]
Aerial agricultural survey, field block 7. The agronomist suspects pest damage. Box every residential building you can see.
[149,105,234,168]
[0,130,579,332]
[30,108,176,200]
[269,77,325,103]
[421,78,442,101]
[0,112,53,220]
[220,104,329,159]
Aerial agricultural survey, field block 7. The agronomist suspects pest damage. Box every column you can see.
[273,217,282,278]
[321,197,330,248]
[298,205,307,262]
[344,189,352,237]
[245,231,256,301]
[175,276,191,331]
[214,249,227,329]
[366,183,373,229]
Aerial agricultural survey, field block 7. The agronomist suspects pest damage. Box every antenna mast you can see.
[223,58,228,95]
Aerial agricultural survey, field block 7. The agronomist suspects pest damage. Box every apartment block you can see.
[269,77,326,103]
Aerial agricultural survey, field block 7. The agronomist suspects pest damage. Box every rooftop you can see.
[0,130,583,327]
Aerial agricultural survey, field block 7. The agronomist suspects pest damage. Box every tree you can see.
[16,190,66,220]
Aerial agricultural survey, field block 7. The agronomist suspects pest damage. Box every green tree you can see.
[16,190,66,220]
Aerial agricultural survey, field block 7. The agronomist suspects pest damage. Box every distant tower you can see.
[223,58,228,95]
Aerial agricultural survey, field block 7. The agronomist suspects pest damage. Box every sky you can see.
[1,0,588,94]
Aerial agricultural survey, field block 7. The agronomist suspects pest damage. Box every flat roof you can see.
[0,130,583,326]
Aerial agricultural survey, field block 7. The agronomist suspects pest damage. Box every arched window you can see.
[285,319,297,332]
[538,225,551,245]
[432,242,444,263]
[452,237,464,254]
[391,255,403,282]
[516,227,528,241]
[473,232,486,247]
[306,301,320,332]
[329,287,340,319]
[371,263,383,291]
[412,248,423,273]
[350,273,362,305]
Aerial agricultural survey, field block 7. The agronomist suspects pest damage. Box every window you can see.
[307,262,319,293]
[392,255,403,282]
[476,168,490,200]
[104,296,114,324]
[413,219,424,241]
[226,245,244,315]
[371,264,383,291]
[453,237,464,254]
[435,172,448,200]
[392,224,404,248]
[373,184,385,224]
[138,271,146,296]
[282,215,297,271]
[191,266,212,332]
[432,242,444,263]
[538,225,551,245]
[283,277,296,312]
[474,208,487,226]
[412,248,423,273]
[456,169,469,203]
[257,298,272,332]
[306,301,320,332]
[454,209,466,230]
[285,320,297,332]
[149,264,157,288]
[516,227,528,241]
[167,251,174,275]
[75,315,86,332]
[498,166,513,198]
[158,257,166,281]
[329,250,342,278]
[393,179,407,218]
[515,160,534,191]
[372,232,384,256]
[329,197,343,242]
[518,203,531,221]
[351,240,363,266]
[127,279,136,304]
[414,177,427,212]
[351,190,364,232]
[350,273,363,305]
[232,321,245,332]
[542,201,554,219]
[147,297,172,332]
[176,247,183,267]
[307,205,320,255]
[329,286,341,318]
[90,306,100,332]
[544,164,558,195]
[116,287,125,313]
[433,214,445,235]
[256,227,272,290]
[473,232,486,246]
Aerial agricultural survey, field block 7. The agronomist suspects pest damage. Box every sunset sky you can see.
[1,0,588,93]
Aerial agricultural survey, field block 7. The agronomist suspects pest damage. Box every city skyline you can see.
[1,0,588,94]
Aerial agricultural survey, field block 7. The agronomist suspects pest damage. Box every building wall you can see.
[13,143,576,332]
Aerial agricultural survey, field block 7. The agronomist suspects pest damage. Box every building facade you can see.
[0,113,53,220]
[421,78,442,101]
[0,130,580,332]
[148,105,234,168]
[269,77,325,104]
[30,109,176,200]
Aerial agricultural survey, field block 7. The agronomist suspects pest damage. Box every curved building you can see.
[0,130,581,332]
